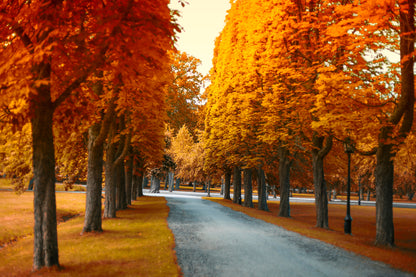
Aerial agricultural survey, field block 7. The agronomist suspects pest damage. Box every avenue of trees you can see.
[203,0,415,248]
[0,0,192,270]
[0,0,415,272]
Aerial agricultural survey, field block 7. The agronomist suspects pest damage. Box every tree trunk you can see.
[224,169,231,200]
[373,1,414,246]
[175,178,180,190]
[103,117,130,217]
[374,141,395,246]
[137,174,144,197]
[165,173,169,190]
[103,156,117,218]
[279,147,292,217]
[31,83,59,270]
[207,180,211,197]
[83,124,104,233]
[131,161,139,201]
[116,161,126,210]
[150,175,160,193]
[243,168,253,208]
[83,75,114,233]
[168,171,174,192]
[257,166,268,211]
[312,134,332,228]
[125,155,133,206]
[233,166,242,204]
[220,177,224,195]
[193,181,196,192]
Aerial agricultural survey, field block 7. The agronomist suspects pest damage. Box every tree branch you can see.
[318,135,333,159]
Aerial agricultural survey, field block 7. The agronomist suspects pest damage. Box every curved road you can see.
[166,196,412,277]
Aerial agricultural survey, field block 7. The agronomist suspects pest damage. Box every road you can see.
[165,195,412,277]
[143,188,416,209]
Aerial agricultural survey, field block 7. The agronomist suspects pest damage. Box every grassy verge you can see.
[207,198,416,275]
[0,192,180,277]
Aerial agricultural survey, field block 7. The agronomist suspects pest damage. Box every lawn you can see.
[207,198,416,275]
[0,191,180,277]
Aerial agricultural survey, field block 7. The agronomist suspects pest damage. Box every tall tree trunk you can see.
[257,166,268,211]
[224,169,231,200]
[137,174,144,197]
[312,134,332,228]
[104,146,117,218]
[31,80,59,270]
[83,124,104,233]
[243,168,253,208]
[175,178,180,190]
[168,171,174,192]
[207,180,211,197]
[125,154,133,206]
[375,134,395,246]
[279,147,292,217]
[83,75,114,233]
[131,161,138,202]
[103,119,130,218]
[116,161,126,210]
[150,175,160,193]
[233,166,242,204]
[374,0,414,246]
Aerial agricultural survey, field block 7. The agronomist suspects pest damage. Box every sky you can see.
[169,0,231,76]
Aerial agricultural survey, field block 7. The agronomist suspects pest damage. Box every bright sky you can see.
[169,0,231,76]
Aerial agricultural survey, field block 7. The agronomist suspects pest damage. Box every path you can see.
[143,189,416,209]
[166,196,412,277]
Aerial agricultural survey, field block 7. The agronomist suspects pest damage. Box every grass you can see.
[0,191,85,246]
[0,192,180,277]
[206,198,416,275]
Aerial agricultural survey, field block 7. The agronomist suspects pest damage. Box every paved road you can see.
[144,189,416,209]
[166,196,412,277]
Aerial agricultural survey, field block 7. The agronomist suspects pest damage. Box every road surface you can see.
[166,195,412,277]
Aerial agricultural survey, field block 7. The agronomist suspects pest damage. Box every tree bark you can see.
[232,166,242,204]
[374,0,414,246]
[168,171,174,192]
[224,169,232,200]
[312,134,332,228]
[103,147,117,218]
[103,119,130,218]
[137,174,144,197]
[131,161,138,202]
[150,175,160,193]
[207,180,211,197]
[257,166,269,211]
[279,147,292,217]
[374,134,395,246]
[243,168,253,208]
[31,79,59,270]
[116,161,126,210]
[125,154,133,206]
[82,124,104,233]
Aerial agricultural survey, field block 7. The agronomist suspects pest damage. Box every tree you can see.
[0,0,178,269]
[167,51,204,134]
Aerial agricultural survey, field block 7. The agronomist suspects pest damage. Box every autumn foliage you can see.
[204,0,415,246]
